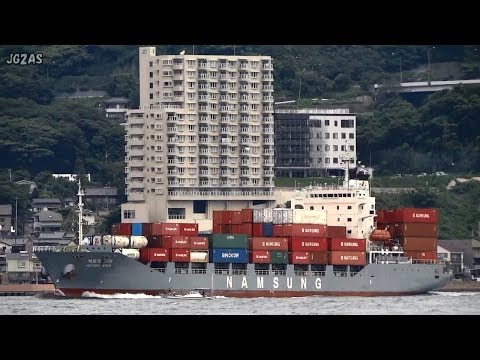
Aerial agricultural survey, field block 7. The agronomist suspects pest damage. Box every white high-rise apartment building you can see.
[121,47,275,231]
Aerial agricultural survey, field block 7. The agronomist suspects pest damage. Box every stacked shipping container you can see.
[377,208,438,260]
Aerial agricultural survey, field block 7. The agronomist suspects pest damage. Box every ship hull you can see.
[35,247,451,298]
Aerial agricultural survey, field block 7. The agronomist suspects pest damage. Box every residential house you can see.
[14,180,37,194]
[35,231,75,246]
[0,205,12,238]
[51,173,91,182]
[104,97,130,124]
[6,251,42,283]
[32,210,63,235]
[64,197,75,208]
[84,187,118,210]
[32,198,62,213]
[83,209,96,226]
[438,239,480,278]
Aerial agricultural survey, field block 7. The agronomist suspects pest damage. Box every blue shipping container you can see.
[262,223,274,237]
[212,248,249,264]
[132,223,143,236]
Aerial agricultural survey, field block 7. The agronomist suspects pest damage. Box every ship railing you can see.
[191,269,207,274]
[155,268,166,273]
[232,269,247,275]
[33,246,60,252]
[311,271,326,277]
[255,270,270,275]
[294,270,309,276]
[214,269,230,275]
[272,270,286,276]
[412,259,444,265]
[174,268,189,274]
[349,271,359,277]
[333,271,348,277]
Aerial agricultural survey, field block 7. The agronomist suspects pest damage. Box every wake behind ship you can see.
[35,171,452,298]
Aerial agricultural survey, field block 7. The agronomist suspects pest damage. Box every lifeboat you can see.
[370,229,391,242]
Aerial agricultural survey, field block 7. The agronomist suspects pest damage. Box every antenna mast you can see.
[77,177,85,246]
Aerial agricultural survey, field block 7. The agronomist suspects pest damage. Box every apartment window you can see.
[124,210,136,219]
[316,145,320,151]
[188,125,195,131]
[189,169,196,175]
[316,133,320,139]
[150,83,153,88]
[333,158,338,163]
[252,83,258,89]
[333,133,338,139]
[334,120,338,126]
[149,94,153,99]
[188,103,195,110]
[187,60,195,67]
[188,93,195,100]
[347,218,352,222]
[333,145,338,151]
[325,120,330,126]
[349,133,355,139]
[325,133,330,139]
[341,133,346,139]
[350,145,355,151]
[149,72,153,78]
[325,158,330,164]
[341,145,346,151]
[164,81,172,87]
[318,158,322,164]
[18,261,26,269]
[325,145,330,151]
[341,119,355,128]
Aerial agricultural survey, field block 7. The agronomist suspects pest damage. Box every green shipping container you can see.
[211,233,249,249]
[270,251,289,264]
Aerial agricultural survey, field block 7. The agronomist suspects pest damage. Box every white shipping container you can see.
[190,251,209,263]
[115,248,140,260]
[272,209,293,224]
[93,235,103,245]
[129,236,148,249]
[293,209,327,225]
[253,208,274,223]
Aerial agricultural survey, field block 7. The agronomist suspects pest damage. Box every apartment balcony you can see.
[263,64,273,70]
[128,192,145,202]
[129,160,145,167]
[128,149,144,157]
[172,63,183,70]
[264,160,274,166]
[168,189,275,200]
[264,170,275,176]
[263,85,274,91]
[128,139,145,146]
[263,96,274,102]
[262,74,274,80]
[173,85,184,91]
[263,116,274,123]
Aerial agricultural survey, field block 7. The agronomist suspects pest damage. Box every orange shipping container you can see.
[151,223,181,236]
[400,237,437,251]
[393,208,438,224]
[213,211,223,225]
[393,223,438,238]
[329,251,367,265]
[251,250,271,264]
[290,224,327,238]
[251,237,289,251]
[290,237,328,252]
[189,236,208,250]
[311,252,328,264]
[240,223,253,236]
[231,211,243,225]
[330,238,366,252]
[112,223,132,236]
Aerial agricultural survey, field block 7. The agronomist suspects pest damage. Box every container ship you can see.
[34,169,451,298]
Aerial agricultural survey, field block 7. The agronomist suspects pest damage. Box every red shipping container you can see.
[213,224,223,233]
[240,223,252,236]
[311,252,328,265]
[330,238,366,252]
[252,223,264,237]
[151,223,181,236]
[179,223,198,236]
[273,224,291,237]
[329,251,367,265]
[290,237,328,252]
[251,250,271,263]
[171,248,190,262]
[231,224,242,234]
[146,236,162,248]
[213,211,223,225]
[251,237,289,251]
[189,236,208,250]
[241,209,253,223]
[290,251,312,264]
[393,223,438,238]
[139,248,169,262]
[400,237,437,251]
[222,211,233,225]
[231,211,243,225]
[290,224,327,238]
[377,209,396,223]
[404,251,437,260]
[327,226,347,238]
[393,208,438,224]
[142,223,153,237]
[162,236,190,249]
[112,223,132,235]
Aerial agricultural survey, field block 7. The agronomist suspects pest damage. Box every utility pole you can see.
[8,169,11,182]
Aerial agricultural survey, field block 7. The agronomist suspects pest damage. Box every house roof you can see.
[38,231,67,240]
[32,198,61,205]
[0,237,32,246]
[438,239,476,253]
[33,239,75,246]
[0,205,12,216]
[36,210,63,222]
[6,252,36,261]
[15,180,36,186]
[84,187,118,196]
